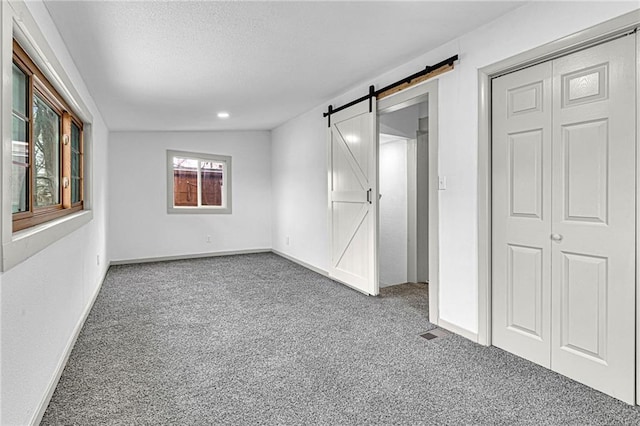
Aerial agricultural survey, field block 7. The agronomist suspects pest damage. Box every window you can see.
[12,40,84,231]
[167,150,232,214]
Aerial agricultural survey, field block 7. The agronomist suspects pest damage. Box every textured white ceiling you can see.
[44,1,523,131]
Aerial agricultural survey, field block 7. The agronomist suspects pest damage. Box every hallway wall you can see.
[379,138,408,287]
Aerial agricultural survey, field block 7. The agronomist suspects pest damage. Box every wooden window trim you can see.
[13,40,68,112]
[12,40,84,232]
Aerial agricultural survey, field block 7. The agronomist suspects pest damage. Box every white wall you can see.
[0,1,110,424]
[379,139,408,287]
[108,131,272,261]
[379,104,419,138]
[270,2,639,335]
[271,111,328,269]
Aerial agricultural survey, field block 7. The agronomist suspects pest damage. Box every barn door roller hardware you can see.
[323,54,458,127]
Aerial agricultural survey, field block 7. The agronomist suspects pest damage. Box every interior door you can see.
[492,61,553,367]
[327,98,378,295]
[492,35,636,404]
[550,35,636,404]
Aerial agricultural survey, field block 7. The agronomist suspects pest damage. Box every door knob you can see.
[551,233,563,242]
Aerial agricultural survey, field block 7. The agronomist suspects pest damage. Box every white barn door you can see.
[327,98,378,295]
[492,35,636,403]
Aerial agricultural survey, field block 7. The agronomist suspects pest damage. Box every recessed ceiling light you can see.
[217,112,230,119]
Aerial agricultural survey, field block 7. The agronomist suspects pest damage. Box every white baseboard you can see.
[271,249,328,277]
[30,264,110,426]
[110,248,272,265]
[111,249,326,277]
[436,318,479,343]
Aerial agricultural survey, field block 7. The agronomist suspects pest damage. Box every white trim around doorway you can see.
[378,79,440,325]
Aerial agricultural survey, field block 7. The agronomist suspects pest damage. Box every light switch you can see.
[438,175,447,190]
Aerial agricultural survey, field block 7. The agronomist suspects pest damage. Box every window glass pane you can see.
[12,65,29,214]
[12,164,29,213]
[72,152,80,178]
[173,157,197,207]
[71,178,80,204]
[12,136,29,212]
[71,122,81,203]
[71,122,82,203]
[12,64,27,117]
[71,122,80,153]
[201,160,224,206]
[12,115,27,143]
[33,95,60,207]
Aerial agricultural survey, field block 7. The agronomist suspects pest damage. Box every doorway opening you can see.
[325,76,439,321]
[378,97,430,316]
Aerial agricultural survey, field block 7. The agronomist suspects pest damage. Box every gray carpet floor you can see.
[42,253,640,425]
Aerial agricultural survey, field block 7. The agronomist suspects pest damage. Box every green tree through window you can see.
[33,95,60,207]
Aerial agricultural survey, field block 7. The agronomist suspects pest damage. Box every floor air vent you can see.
[420,328,450,340]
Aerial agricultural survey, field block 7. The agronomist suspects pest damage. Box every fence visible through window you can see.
[167,151,231,214]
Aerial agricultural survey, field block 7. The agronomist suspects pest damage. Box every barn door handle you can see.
[366,188,372,204]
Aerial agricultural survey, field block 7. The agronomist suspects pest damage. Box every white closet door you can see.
[550,35,636,404]
[492,61,553,367]
[327,98,378,295]
[493,35,636,403]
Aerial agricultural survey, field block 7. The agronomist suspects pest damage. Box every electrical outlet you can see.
[206,235,212,243]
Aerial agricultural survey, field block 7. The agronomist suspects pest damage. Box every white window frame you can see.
[166,149,232,214]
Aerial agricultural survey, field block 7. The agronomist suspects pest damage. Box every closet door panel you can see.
[550,34,636,404]
[492,61,553,368]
